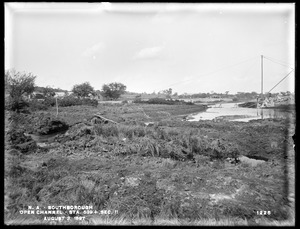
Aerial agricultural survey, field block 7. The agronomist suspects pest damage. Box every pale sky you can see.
[5,3,295,94]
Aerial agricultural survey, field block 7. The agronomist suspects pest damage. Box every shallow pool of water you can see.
[26,129,68,143]
[189,103,293,122]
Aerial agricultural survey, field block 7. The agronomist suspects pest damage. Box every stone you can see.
[124,177,140,187]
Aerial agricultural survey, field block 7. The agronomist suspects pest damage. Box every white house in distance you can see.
[54,91,72,97]
[18,89,103,101]
[29,91,44,100]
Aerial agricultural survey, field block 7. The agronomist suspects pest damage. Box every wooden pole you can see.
[94,113,119,124]
[56,97,58,117]
[261,55,264,98]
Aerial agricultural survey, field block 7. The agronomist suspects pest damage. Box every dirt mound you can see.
[7,129,37,154]
[8,129,32,145]
[65,123,95,139]
[33,116,69,135]
[14,141,37,154]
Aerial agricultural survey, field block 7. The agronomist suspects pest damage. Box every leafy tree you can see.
[5,69,36,111]
[101,82,127,100]
[161,88,171,95]
[5,69,36,99]
[42,86,56,97]
[72,82,94,98]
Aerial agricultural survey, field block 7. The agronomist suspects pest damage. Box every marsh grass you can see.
[92,121,240,162]
[5,103,294,225]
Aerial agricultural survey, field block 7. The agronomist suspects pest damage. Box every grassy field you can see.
[4,103,295,225]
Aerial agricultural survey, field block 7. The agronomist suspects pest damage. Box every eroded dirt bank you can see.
[4,104,295,225]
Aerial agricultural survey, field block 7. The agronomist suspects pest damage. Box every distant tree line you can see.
[71,82,127,100]
[5,69,129,111]
[5,69,293,112]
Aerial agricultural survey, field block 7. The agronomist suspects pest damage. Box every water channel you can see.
[188,102,294,122]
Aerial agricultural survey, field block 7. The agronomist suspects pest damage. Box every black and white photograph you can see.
[4,2,295,226]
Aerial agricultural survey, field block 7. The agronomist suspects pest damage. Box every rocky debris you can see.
[15,140,37,154]
[225,157,240,165]
[37,142,48,148]
[8,129,32,145]
[7,129,37,153]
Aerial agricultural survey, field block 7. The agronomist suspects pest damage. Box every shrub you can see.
[82,98,98,107]
[43,96,98,107]
[28,99,49,111]
[44,97,56,106]
[58,96,81,107]
[5,97,29,112]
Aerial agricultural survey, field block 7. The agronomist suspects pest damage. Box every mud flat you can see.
[4,103,295,225]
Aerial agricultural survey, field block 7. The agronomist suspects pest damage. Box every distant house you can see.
[96,94,104,100]
[31,92,43,98]
[54,91,66,97]
[90,91,104,101]
[29,92,45,101]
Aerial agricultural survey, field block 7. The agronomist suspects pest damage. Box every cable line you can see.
[239,58,259,79]
[263,55,292,66]
[263,56,294,70]
[162,55,259,90]
[264,57,294,69]
[267,69,294,93]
